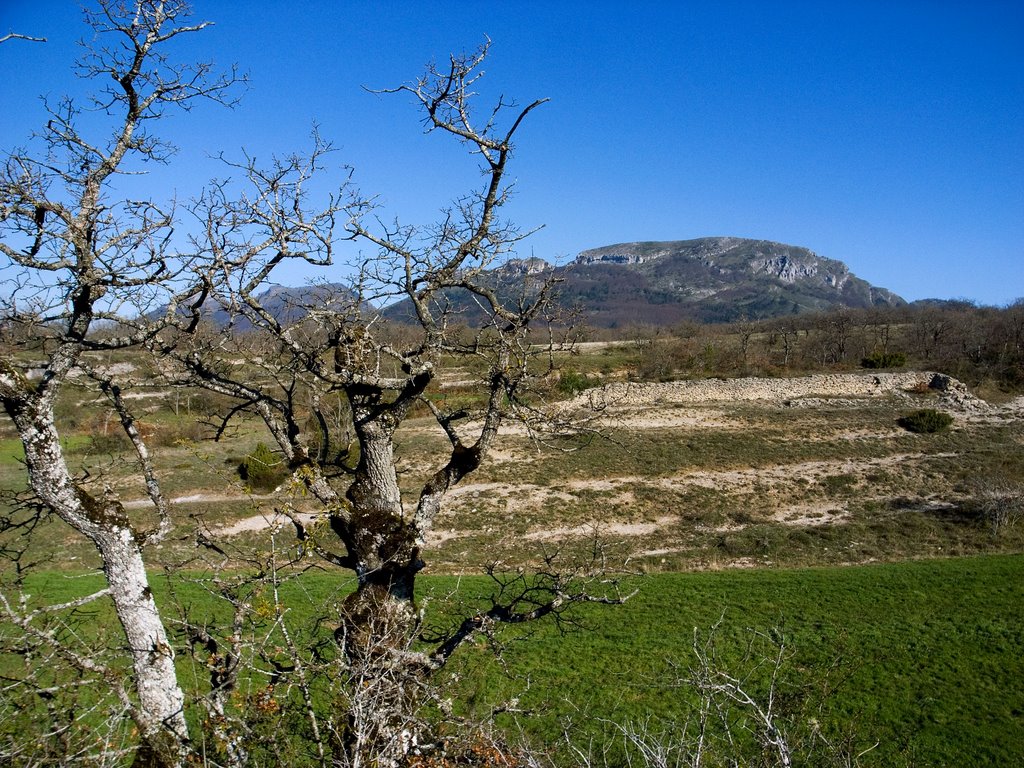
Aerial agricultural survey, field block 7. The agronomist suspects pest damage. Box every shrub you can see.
[862,350,907,369]
[148,420,207,447]
[89,430,131,454]
[557,369,598,396]
[239,442,288,492]
[633,339,693,381]
[964,479,1024,536]
[898,408,953,434]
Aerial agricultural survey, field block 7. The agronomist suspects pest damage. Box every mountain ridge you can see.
[542,237,905,325]
[167,238,906,329]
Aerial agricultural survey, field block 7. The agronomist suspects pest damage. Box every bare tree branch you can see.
[0,32,47,44]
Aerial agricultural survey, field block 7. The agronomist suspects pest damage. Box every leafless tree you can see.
[169,41,626,763]
[0,2,241,766]
[769,319,800,369]
[734,317,758,372]
[816,309,854,366]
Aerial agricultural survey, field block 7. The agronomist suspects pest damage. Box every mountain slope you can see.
[176,239,903,330]
[157,282,360,330]
[558,237,904,325]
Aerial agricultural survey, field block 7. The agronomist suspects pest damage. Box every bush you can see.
[88,430,131,454]
[148,419,207,447]
[633,339,693,381]
[862,350,907,369]
[557,369,598,396]
[963,479,1024,536]
[898,408,953,434]
[239,442,288,492]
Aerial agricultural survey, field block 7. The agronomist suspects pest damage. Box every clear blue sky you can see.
[2,1,1022,305]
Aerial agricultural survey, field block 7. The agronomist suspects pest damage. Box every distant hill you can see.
[157,282,359,330]
[172,239,905,330]
[559,238,905,326]
[382,237,905,327]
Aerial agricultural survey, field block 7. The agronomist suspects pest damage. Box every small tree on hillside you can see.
[0,3,240,765]
[769,319,801,369]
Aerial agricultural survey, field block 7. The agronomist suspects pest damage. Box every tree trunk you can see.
[4,397,188,767]
[100,528,189,768]
[334,401,426,765]
[340,409,422,642]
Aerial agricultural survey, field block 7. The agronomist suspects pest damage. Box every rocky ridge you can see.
[567,371,986,412]
[560,237,905,325]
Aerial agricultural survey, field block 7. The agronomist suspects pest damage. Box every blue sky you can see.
[2,1,1022,305]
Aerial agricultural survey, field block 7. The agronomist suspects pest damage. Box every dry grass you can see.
[3,359,1022,572]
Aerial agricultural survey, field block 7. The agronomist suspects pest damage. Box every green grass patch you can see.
[3,556,1022,765]
[427,555,1024,766]
[0,438,27,466]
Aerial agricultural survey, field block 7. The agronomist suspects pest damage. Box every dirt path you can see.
[121,492,274,510]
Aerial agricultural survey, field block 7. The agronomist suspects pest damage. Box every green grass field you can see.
[9,555,1021,766]
[423,555,1024,766]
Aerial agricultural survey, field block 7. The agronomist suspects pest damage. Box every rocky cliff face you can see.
[563,238,903,325]
[580,239,854,285]
[750,253,822,283]
[498,257,552,275]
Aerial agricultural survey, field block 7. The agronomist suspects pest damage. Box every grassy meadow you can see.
[9,555,1023,766]
[451,555,1024,766]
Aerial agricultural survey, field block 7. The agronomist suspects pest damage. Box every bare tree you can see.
[2,9,621,763]
[734,317,758,373]
[769,319,800,369]
[0,2,240,765]
[170,41,625,764]
[819,309,854,366]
